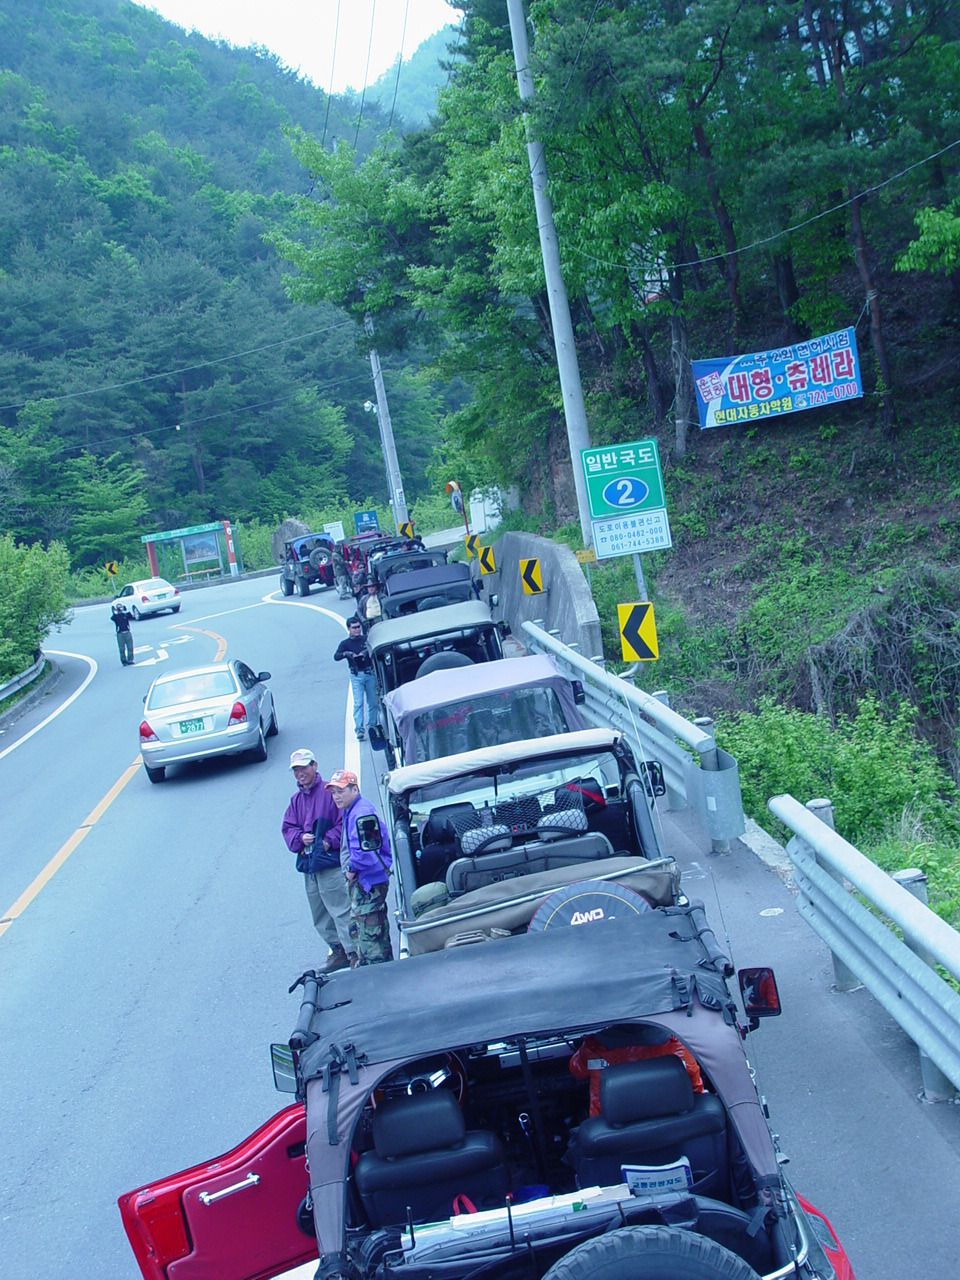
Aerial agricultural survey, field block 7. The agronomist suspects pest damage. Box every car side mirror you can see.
[571,679,586,705]
[738,967,782,1027]
[142,695,147,705]
[640,759,666,797]
[257,671,272,682]
[498,620,511,637]
[270,1043,299,1093]
[356,813,383,851]
[367,725,386,752]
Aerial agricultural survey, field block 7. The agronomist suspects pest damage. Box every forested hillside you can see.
[0,0,448,566]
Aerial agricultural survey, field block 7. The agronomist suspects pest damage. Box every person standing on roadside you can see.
[110,602,134,666]
[333,616,378,741]
[360,579,382,628]
[282,749,356,972]
[326,769,394,965]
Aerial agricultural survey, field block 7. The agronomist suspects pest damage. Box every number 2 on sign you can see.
[602,477,649,508]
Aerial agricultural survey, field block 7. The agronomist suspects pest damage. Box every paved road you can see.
[0,577,361,1279]
[2,575,958,1278]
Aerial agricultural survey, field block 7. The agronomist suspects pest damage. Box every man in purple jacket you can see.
[282,749,356,972]
[326,769,394,965]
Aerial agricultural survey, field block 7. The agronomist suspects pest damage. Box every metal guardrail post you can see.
[771,792,960,1098]
[893,869,959,1103]
[803,799,860,991]
[694,717,730,855]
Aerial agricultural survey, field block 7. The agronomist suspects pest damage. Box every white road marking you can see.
[136,648,169,666]
[263,591,360,779]
[0,651,97,762]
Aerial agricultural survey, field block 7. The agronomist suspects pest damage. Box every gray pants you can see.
[304,865,354,954]
[117,631,134,665]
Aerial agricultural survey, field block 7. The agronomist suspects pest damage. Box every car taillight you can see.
[173,588,179,596]
[141,595,150,602]
[229,702,247,725]
[139,721,158,742]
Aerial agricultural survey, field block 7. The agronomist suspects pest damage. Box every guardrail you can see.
[768,793,960,1102]
[522,621,745,853]
[0,653,45,706]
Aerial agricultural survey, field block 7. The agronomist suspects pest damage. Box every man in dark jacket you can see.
[327,769,393,965]
[281,749,356,972]
[110,602,134,666]
[333,616,378,741]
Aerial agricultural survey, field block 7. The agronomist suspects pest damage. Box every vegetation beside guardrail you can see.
[0,535,70,680]
[717,696,960,929]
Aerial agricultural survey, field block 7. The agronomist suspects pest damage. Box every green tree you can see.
[0,534,70,678]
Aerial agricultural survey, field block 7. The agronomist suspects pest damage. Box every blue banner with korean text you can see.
[691,328,863,430]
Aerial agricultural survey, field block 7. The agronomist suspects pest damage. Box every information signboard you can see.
[580,439,672,560]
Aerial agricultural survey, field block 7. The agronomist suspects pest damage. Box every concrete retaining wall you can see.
[480,531,602,658]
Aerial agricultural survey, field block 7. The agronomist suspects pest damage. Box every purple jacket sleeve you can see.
[282,792,305,853]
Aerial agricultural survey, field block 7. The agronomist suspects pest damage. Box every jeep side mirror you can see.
[571,679,586,704]
[738,967,782,1025]
[498,620,511,637]
[270,1043,298,1093]
[356,813,383,851]
[640,759,666,797]
[367,725,386,752]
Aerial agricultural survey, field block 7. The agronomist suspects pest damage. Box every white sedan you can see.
[116,577,181,619]
[139,660,278,783]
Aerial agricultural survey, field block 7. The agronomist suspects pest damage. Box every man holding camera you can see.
[333,616,378,741]
[281,749,356,972]
[326,769,393,965]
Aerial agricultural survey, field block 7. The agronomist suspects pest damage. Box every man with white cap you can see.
[281,748,356,972]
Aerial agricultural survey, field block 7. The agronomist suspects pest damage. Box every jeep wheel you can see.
[280,575,294,597]
[543,1227,761,1280]
[297,575,311,597]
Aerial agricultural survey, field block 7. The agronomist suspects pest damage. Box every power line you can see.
[388,0,412,130]
[321,0,342,149]
[0,318,355,413]
[563,138,960,279]
[354,0,378,149]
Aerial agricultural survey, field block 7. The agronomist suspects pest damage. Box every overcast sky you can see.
[132,1,462,94]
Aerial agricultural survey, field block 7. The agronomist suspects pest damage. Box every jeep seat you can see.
[354,1091,511,1226]
[575,1056,728,1199]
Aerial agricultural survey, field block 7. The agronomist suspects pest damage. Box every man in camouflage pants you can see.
[326,769,394,965]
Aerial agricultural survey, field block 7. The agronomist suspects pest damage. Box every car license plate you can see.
[179,718,205,734]
[158,592,169,599]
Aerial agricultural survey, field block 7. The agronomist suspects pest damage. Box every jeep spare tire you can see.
[309,547,331,569]
[543,1226,761,1280]
[527,880,651,932]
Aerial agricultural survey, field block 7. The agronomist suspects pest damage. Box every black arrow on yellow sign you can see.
[399,521,414,538]
[618,602,658,661]
[465,534,479,558]
[520,558,542,594]
[105,561,118,576]
[479,545,496,575]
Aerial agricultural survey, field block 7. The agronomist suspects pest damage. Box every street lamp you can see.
[363,318,410,529]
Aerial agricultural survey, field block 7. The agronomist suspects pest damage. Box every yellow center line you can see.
[0,757,143,941]
[172,624,228,661]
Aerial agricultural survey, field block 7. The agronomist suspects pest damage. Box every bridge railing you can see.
[769,793,960,1101]
[522,621,745,853]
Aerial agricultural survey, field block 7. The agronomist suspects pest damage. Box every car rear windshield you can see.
[148,669,237,709]
[411,688,571,763]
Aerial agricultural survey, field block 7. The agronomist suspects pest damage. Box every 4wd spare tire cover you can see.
[309,546,331,569]
[527,879,651,932]
[542,1225,761,1280]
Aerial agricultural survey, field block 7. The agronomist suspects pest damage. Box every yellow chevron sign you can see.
[479,546,496,574]
[618,602,658,662]
[520,558,543,594]
[465,534,479,558]
[399,521,414,538]
[105,561,119,576]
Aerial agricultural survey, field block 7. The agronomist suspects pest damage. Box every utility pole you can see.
[364,315,409,529]
[506,0,593,547]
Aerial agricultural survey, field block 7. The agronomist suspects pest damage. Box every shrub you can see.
[0,536,70,679]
